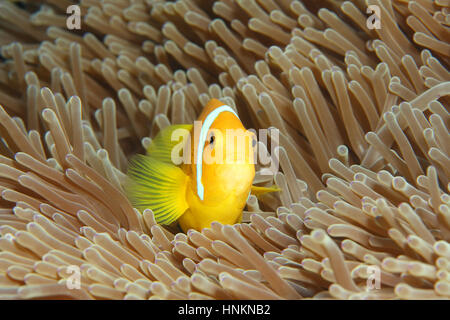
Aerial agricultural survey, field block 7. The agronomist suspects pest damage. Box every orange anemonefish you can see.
[126,98,279,232]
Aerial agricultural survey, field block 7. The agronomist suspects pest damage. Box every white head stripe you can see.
[196,105,239,200]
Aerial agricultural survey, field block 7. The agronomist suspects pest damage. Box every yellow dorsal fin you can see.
[147,124,193,165]
[126,155,189,225]
[251,185,281,197]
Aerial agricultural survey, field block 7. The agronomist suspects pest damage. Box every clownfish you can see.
[126,99,279,232]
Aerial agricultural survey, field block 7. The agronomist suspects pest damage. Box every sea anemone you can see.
[0,0,449,300]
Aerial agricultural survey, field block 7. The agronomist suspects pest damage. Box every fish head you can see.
[191,99,256,204]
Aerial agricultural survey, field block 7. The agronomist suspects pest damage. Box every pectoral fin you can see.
[251,185,281,197]
[126,155,189,225]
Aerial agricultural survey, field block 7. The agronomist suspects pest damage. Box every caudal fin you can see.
[126,155,189,225]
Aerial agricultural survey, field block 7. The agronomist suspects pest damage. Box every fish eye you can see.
[252,137,257,147]
[209,134,215,145]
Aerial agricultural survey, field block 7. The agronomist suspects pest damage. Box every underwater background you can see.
[0,0,449,299]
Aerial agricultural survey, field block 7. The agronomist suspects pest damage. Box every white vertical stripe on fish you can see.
[196,105,238,200]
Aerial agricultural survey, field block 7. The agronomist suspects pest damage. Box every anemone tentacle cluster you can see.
[0,0,449,299]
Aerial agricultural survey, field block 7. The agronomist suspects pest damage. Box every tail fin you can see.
[126,155,189,225]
